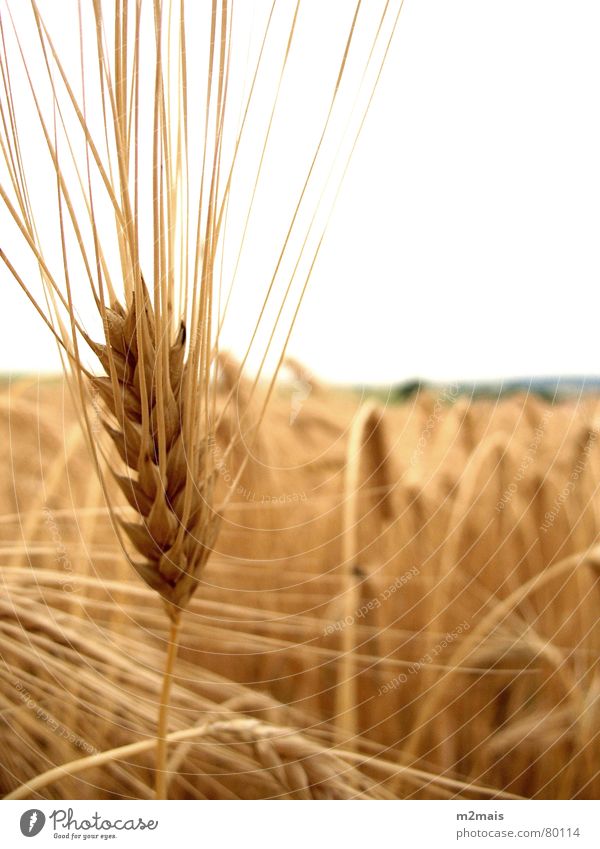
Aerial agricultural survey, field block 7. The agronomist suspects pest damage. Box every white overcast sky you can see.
[1,0,600,385]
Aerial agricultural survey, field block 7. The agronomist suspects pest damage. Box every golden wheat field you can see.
[0,0,599,821]
[1,375,598,800]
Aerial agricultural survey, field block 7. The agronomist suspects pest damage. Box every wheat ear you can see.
[336,401,393,745]
[0,0,406,801]
[87,291,218,617]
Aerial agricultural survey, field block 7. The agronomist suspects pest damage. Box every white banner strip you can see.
[1,800,599,847]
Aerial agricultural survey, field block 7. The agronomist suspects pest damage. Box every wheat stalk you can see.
[85,292,218,614]
[0,0,405,799]
[336,401,393,745]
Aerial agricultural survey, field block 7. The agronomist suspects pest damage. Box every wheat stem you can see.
[155,609,181,800]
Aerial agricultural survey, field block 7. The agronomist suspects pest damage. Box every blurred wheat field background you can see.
[1,375,599,799]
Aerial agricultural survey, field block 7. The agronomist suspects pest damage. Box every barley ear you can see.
[91,291,219,620]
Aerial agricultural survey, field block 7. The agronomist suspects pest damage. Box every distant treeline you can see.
[360,377,600,405]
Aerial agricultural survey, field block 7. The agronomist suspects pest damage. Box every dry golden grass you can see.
[1,376,599,799]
